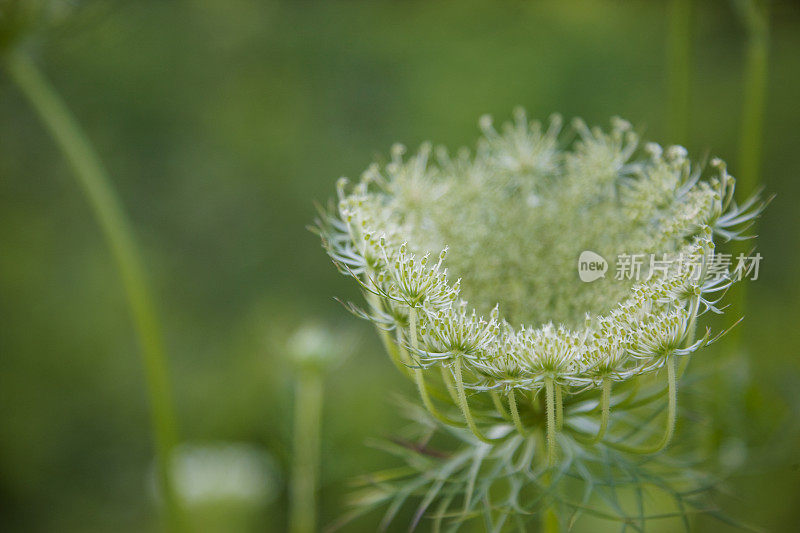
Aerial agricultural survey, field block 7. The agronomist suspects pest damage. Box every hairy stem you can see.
[610,355,677,455]
[545,377,557,466]
[507,390,528,437]
[453,357,500,444]
[408,308,464,427]
[590,378,611,444]
[441,364,460,404]
[368,294,409,378]
[543,379,560,531]
[490,390,511,422]
[6,51,185,530]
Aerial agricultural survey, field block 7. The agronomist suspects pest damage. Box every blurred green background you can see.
[1,0,798,531]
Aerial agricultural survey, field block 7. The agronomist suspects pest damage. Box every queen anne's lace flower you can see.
[316,110,766,525]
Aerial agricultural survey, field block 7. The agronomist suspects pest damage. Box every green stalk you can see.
[407,308,464,427]
[453,357,501,444]
[609,355,677,455]
[666,0,692,144]
[542,377,560,532]
[490,390,511,422]
[366,288,410,378]
[737,0,769,198]
[289,367,323,533]
[590,378,611,445]
[507,390,528,437]
[731,0,769,329]
[545,377,557,466]
[6,51,185,531]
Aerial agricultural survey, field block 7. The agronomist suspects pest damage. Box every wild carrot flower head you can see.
[316,109,766,529]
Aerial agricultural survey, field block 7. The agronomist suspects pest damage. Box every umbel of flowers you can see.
[316,110,764,475]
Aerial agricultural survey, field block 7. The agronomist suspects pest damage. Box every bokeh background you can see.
[1,0,798,531]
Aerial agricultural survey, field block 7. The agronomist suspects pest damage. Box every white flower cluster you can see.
[316,110,764,456]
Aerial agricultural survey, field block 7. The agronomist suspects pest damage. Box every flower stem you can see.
[590,378,611,444]
[440,364,460,404]
[737,0,769,200]
[545,377,557,466]
[453,357,500,444]
[542,378,560,531]
[367,289,410,377]
[731,0,769,338]
[407,309,464,427]
[5,51,185,530]
[490,390,511,422]
[289,367,323,533]
[609,355,677,455]
[507,390,528,437]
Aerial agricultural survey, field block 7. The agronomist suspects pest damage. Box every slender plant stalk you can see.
[413,366,465,427]
[609,355,677,455]
[290,367,324,533]
[737,0,769,199]
[367,289,411,378]
[545,377,557,466]
[667,0,692,144]
[490,390,511,421]
[589,378,611,445]
[453,357,501,444]
[507,390,528,436]
[5,51,185,531]
[440,364,460,404]
[543,377,559,532]
[407,309,465,427]
[731,0,769,330]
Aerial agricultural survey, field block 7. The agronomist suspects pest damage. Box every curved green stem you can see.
[390,324,413,375]
[452,358,501,444]
[731,0,769,340]
[609,355,677,455]
[590,378,611,444]
[507,390,528,437]
[413,368,465,427]
[381,326,408,376]
[440,364,460,404]
[545,378,557,466]
[6,52,185,530]
[572,379,612,445]
[407,309,464,427]
[490,390,511,422]
[366,289,410,377]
